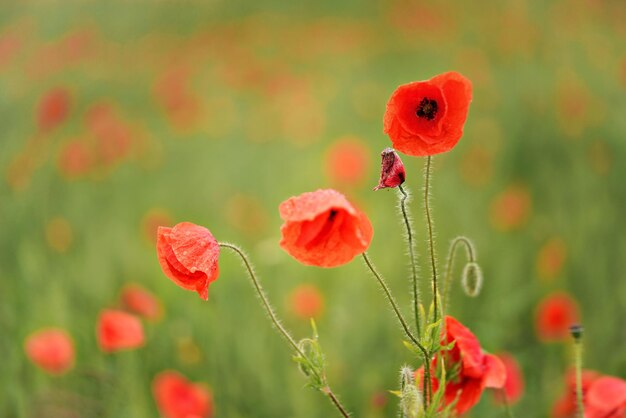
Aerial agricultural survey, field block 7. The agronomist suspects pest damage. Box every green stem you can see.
[574,339,584,418]
[398,184,421,337]
[499,389,516,418]
[442,236,476,314]
[423,156,439,322]
[220,243,350,418]
[361,252,431,407]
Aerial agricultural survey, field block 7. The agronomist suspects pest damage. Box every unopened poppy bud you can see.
[461,262,483,297]
[373,148,406,191]
[399,366,422,418]
[570,324,583,341]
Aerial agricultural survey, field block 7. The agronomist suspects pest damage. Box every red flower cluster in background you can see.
[416,316,506,415]
[97,309,145,353]
[383,71,472,157]
[153,371,214,418]
[289,284,325,319]
[37,88,71,132]
[553,369,626,418]
[535,292,580,342]
[279,189,373,267]
[120,283,163,322]
[24,328,75,375]
[157,222,220,300]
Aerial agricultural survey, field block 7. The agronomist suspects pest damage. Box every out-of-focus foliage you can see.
[1,0,625,417]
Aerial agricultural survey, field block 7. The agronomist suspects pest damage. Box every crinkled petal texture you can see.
[157,222,220,300]
[97,310,144,353]
[153,371,214,418]
[279,189,373,267]
[24,328,75,375]
[384,71,472,157]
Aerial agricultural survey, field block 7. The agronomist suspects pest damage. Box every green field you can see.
[1,1,626,417]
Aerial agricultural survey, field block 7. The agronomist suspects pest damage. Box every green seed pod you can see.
[461,262,483,297]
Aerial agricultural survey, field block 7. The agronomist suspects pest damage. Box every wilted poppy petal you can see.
[279,189,373,267]
[156,222,219,300]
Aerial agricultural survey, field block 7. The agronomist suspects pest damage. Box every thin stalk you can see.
[499,389,516,418]
[423,156,439,322]
[361,252,432,407]
[574,340,584,418]
[442,236,476,313]
[220,243,350,418]
[398,184,421,336]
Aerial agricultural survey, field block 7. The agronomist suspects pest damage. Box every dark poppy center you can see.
[416,98,438,120]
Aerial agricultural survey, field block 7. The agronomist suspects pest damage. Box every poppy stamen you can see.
[416,98,438,120]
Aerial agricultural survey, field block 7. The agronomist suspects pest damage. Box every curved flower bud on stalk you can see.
[461,262,483,297]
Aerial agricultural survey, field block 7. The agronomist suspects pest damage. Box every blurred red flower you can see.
[324,137,371,186]
[120,283,163,321]
[57,139,95,178]
[383,71,472,157]
[552,369,626,418]
[493,352,524,405]
[153,370,214,418]
[373,147,406,191]
[24,328,74,375]
[289,284,324,319]
[279,189,373,267]
[37,88,71,132]
[157,222,220,300]
[535,292,580,342]
[97,309,144,353]
[585,376,626,418]
[536,238,567,281]
[489,184,532,231]
[416,316,506,415]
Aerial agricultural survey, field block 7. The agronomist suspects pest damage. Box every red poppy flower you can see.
[156,222,220,300]
[289,284,324,319]
[415,316,506,415]
[153,370,214,418]
[383,71,472,157]
[37,88,71,132]
[24,328,74,375]
[120,283,163,321]
[97,309,144,353]
[585,376,626,418]
[535,292,580,342]
[279,189,373,267]
[493,352,524,405]
[373,148,406,191]
[552,369,600,417]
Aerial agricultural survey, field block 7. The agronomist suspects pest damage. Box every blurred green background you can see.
[1,0,625,417]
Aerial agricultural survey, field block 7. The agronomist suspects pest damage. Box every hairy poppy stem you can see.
[571,325,584,418]
[219,243,350,418]
[442,236,476,313]
[361,252,432,407]
[423,156,439,323]
[398,184,422,337]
